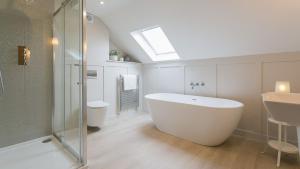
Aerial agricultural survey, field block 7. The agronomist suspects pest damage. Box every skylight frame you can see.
[141,33,173,56]
[141,27,176,55]
[131,26,180,62]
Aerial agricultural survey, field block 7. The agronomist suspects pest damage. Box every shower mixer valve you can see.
[18,46,31,65]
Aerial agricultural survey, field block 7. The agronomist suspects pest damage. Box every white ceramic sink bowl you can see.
[262,92,300,126]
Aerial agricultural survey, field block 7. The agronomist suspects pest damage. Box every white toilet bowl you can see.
[87,100,109,128]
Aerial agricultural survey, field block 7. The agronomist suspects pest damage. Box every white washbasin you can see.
[262,92,300,126]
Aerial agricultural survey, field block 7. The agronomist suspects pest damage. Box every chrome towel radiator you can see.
[118,75,139,113]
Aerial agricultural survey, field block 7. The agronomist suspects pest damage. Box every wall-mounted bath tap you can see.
[190,82,205,89]
[190,82,199,89]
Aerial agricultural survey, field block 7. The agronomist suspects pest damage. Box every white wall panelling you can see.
[262,61,300,93]
[185,65,217,97]
[217,62,262,134]
[87,66,104,102]
[262,61,300,142]
[103,63,143,119]
[142,52,300,143]
[142,66,159,112]
[143,67,160,95]
[159,66,185,94]
[104,66,127,119]
[127,64,143,111]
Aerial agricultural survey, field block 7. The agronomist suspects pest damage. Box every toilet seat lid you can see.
[87,101,109,108]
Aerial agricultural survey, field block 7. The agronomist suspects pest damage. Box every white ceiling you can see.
[87,0,300,63]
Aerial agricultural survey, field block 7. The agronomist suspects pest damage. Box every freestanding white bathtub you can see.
[145,93,244,146]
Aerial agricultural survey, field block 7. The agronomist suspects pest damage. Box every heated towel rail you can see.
[118,75,139,113]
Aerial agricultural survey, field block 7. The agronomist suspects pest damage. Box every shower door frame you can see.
[81,0,88,166]
[52,0,87,167]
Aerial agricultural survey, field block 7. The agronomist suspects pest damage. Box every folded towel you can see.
[122,74,137,91]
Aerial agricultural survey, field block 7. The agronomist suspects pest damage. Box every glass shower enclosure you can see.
[53,0,87,164]
[0,0,87,168]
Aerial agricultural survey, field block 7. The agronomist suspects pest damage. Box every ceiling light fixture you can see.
[100,1,104,5]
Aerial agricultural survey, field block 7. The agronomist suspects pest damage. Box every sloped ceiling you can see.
[87,0,300,63]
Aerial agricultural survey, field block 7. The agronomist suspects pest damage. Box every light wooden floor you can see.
[87,113,300,169]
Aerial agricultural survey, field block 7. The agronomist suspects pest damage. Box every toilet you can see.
[87,100,109,128]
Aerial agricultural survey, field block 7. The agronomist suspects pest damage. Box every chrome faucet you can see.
[190,82,205,89]
[190,82,199,89]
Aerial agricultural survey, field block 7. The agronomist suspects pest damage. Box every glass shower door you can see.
[64,0,82,157]
[53,0,86,163]
[53,2,65,140]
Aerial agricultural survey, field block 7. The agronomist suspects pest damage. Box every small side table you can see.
[263,117,299,167]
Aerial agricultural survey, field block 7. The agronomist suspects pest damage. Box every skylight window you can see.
[131,27,180,61]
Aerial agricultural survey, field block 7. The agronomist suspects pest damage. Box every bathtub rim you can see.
[145,93,244,109]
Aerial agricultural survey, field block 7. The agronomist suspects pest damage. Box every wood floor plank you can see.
[87,113,300,169]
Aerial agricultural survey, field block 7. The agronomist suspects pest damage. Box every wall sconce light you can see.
[275,81,290,93]
[52,37,59,46]
[18,46,31,65]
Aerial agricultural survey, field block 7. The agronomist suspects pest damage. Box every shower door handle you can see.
[0,70,4,96]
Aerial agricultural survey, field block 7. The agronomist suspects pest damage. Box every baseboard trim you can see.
[234,129,264,142]
[234,129,298,145]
